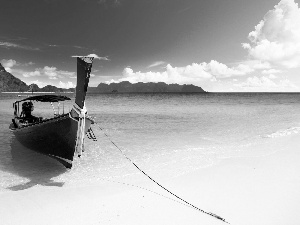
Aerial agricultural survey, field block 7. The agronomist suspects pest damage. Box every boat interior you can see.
[11,95,72,129]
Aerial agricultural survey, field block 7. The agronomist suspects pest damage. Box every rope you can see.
[99,177,196,210]
[94,122,230,224]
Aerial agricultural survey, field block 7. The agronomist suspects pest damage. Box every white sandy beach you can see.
[1,134,299,225]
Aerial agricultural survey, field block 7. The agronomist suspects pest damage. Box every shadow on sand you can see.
[4,136,68,191]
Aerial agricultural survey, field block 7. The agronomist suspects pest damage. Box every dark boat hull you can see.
[10,114,92,168]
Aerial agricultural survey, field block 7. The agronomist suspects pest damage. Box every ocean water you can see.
[0,92,300,192]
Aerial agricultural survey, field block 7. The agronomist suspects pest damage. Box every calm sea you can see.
[0,92,300,191]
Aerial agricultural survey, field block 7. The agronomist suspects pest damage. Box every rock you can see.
[0,63,28,92]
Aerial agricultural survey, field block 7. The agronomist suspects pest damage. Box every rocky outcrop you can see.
[0,63,6,72]
[0,63,28,92]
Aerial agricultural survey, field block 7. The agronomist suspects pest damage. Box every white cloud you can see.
[43,66,57,78]
[0,41,39,50]
[240,76,277,88]
[30,80,75,89]
[202,60,253,78]
[112,63,212,85]
[23,70,41,77]
[23,66,75,80]
[98,0,122,7]
[30,80,48,88]
[1,59,18,72]
[24,61,35,66]
[249,60,271,70]
[147,61,166,68]
[0,42,20,49]
[236,75,297,91]
[112,59,258,85]
[1,59,17,68]
[243,0,300,68]
[86,54,110,61]
[57,81,75,89]
[103,0,300,92]
[203,61,234,78]
[1,59,37,74]
[73,54,110,61]
[278,78,298,88]
[262,69,282,74]
[268,74,277,79]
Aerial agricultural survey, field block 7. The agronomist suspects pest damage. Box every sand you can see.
[1,134,300,225]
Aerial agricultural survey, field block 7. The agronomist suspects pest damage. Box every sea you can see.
[0,92,300,192]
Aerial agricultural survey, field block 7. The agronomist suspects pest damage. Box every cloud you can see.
[244,60,271,70]
[202,60,253,78]
[147,61,166,68]
[112,63,211,85]
[57,81,75,89]
[23,61,35,66]
[30,80,75,89]
[72,54,110,61]
[87,54,110,61]
[239,76,277,88]
[73,45,88,49]
[268,74,277,79]
[98,0,122,7]
[243,0,300,68]
[1,59,17,71]
[0,42,21,48]
[0,41,39,50]
[261,69,282,74]
[30,80,48,88]
[0,59,19,73]
[23,70,41,77]
[23,66,75,79]
[111,59,259,85]
[104,0,300,92]
[237,76,297,90]
[49,44,91,50]
[1,59,36,73]
[43,66,59,79]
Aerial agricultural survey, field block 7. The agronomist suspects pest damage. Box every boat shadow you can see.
[6,137,67,191]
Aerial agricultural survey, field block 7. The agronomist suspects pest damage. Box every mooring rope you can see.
[99,177,196,209]
[94,122,230,224]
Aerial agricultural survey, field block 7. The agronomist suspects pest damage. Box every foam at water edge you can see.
[265,127,300,138]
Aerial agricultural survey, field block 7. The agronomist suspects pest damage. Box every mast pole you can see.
[71,55,95,157]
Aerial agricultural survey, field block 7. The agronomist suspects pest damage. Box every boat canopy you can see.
[15,95,71,103]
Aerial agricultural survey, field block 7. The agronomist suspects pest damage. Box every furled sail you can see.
[75,57,94,109]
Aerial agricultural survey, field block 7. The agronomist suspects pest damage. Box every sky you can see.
[0,0,300,92]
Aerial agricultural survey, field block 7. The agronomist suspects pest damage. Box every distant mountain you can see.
[88,81,206,93]
[1,63,206,93]
[0,63,74,92]
[28,83,74,93]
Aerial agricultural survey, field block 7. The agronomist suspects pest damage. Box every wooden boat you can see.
[9,56,97,168]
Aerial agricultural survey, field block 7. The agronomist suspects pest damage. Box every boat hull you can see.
[10,114,92,168]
